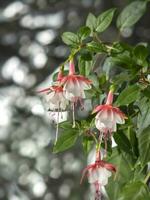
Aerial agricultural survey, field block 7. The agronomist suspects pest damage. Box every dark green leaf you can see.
[106,148,134,200]
[134,45,148,66]
[80,49,92,61]
[86,13,97,31]
[96,8,116,32]
[78,26,91,40]
[129,129,139,158]
[61,32,79,46]
[117,1,147,30]
[137,97,150,134]
[53,130,78,153]
[87,41,107,53]
[138,125,150,166]
[115,85,141,106]
[118,181,150,200]
[114,131,132,155]
[142,86,150,98]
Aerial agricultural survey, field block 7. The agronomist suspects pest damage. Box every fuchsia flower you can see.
[38,70,69,143]
[60,60,92,127]
[80,151,116,199]
[38,70,68,111]
[93,90,127,136]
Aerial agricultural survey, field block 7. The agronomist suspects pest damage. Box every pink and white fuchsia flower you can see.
[80,151,116,200]
[38,71,69,143]
[93,90,127,137]
[60,60,92,127]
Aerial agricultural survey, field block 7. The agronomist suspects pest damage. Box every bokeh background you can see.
[0,0,150,200]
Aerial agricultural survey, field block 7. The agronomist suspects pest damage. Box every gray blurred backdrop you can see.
[0,0,150,200]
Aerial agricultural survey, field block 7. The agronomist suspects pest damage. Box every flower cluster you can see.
[38,59,92,142]
[39,59,127,199]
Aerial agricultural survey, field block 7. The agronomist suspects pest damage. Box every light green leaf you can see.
[96,8,116,32]
[86,13,97,31]
[61,32,79,46]
[115,85,141,106]
[53,131,78,153]
[117,1,147,30]
[118,181,150,200]
[138,125,150,166]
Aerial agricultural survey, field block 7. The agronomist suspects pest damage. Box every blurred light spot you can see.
[121,27,133,38]
[31,104,45,116]
[19,140,38,158]
[54,45,68,57]
[0,99,11,126]
[2,57,20,79]
[32,181,47,197]
[50,158,61,168]
[36,155,49,173]
[10,195,20,200]
[59,184,71,198]
[32,52,47,68]
[44,193,55,200]
[36,30,56,45]
[0,105,10,126]
[82,0,93,7]
[20,12,64,29]
[22,74,37,88]
[49,168,61,179]
[12,68,25,84]
[3,1,28,18]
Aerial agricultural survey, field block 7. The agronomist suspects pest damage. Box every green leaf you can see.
[114,131,132,155]
[129,129,139,158]
[115,85,141,106]
[117,1,147,30]
[138,125,150,166]
[87,41,107,53]
[82,136,94,154]
[53,130,78,153]
[80,49,92,61]
[61,32,79,46]
[86,13,97,31]
[78,26,91,40]
[118,181,150,200]
[134,45,148,66]
[106,148,134,200]
[137,97,150,134]
[78,58,93,76]
[96,8,116,32]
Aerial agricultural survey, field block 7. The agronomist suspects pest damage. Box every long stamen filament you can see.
[55,105,60,144]
[72,102,76,128]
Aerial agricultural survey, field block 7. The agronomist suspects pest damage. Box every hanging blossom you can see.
[80,150,116,200]
[92,90,127,149]
[60,59,92,127]
[38,70,69,143]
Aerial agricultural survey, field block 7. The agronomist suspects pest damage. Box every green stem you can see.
[60,47,81,69]
[144,171,150,184]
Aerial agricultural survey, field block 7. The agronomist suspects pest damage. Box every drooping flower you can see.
[92,90,127,142]
[80,151,116,200]
[60,59,92,127]
[38,70,69,143]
